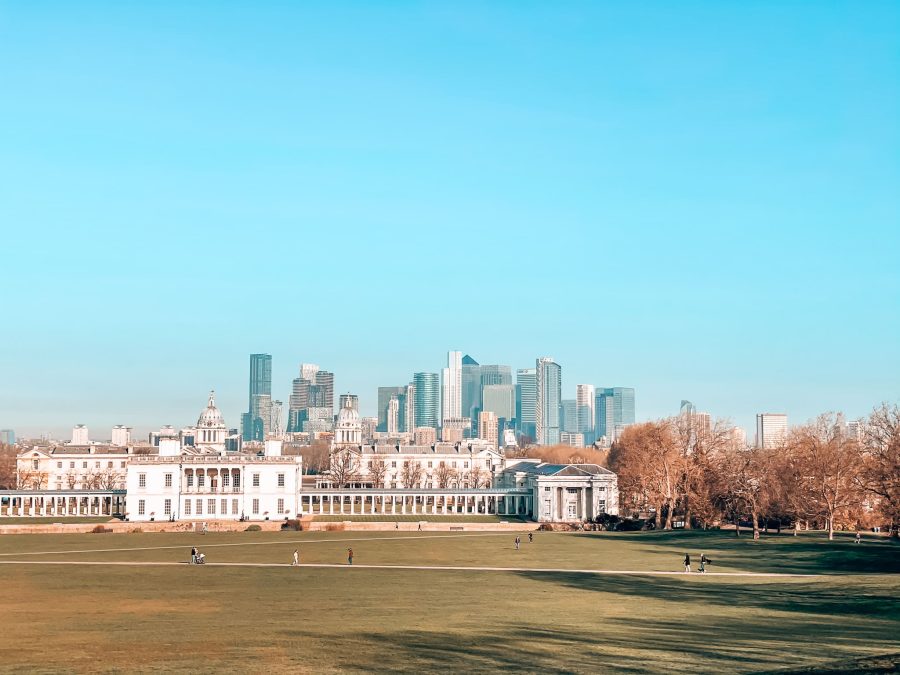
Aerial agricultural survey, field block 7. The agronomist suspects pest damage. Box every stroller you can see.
[196,552,206,565]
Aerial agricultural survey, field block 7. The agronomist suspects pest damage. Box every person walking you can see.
[292,549,299,566]
[515,536,520,550]
[699,553,708,573]
[190,546,197,564]
[417,522,422,531]
[347,548,353,565]
[683,553,691,573]
[528,532,533,543]
[855,531,862,544]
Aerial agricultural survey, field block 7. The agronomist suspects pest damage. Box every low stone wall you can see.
[0,519,538,535]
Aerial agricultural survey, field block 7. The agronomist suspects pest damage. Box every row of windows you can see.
[138,499,174,516]
[366,460,486,470]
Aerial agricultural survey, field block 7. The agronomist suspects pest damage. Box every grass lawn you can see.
[0,530,897,673]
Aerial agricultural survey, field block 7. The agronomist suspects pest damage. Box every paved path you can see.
[0,559,823,577]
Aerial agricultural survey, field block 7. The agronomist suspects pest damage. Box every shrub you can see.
[245,524,262,532]
[130,527,143,533]
[91,525,112,534]
[281,519,302,531]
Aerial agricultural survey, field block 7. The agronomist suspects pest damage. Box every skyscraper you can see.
[398,383,415,433]
[560,399,578,433]
[441,350,462,423]
[387,396,400,435]
[243,353,272,441]
[595,387,636,441]
[756,413,788,449]
[482,384,515,421]
[535,357,562,446]
[516,368,537,440]
[413,372,440,429]
[478,411,499,448]
[576,384,595,443]
[460,354,481,428]
[288,376,312,433]
[315,370,334,418]
[377,386,406,432]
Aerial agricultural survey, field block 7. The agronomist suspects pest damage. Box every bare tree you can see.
[82,471,102,490]
[17,470,48,490]
[98,468,123,490]
[468,464,490,489]
[435,462,456,489]
[369,454,387,488]
[715,445,774,538]
[400,460,423,489]
[328,448,360,488]
[859,404,900,537]
[65,470,78,489]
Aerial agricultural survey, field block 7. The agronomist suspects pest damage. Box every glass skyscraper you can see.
[413,372,440,429]
[243,353,272,441]
[516,368,537,440]
[595,387,635,441]
[535,357,561,446]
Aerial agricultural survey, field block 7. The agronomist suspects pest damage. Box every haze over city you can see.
[1,3,897,438]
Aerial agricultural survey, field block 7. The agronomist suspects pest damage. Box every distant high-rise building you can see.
[560,399,578,433]
[71,424,89,445]
[111,425,132,447]
[299,363,319,383]
[377,386,406,432]
[401,383,415,433]
[846,418,864,443]
[756,413,788,449]
[480,365,512,387]
[360,416,377,443]
[560,431,585,448]
[478,411,499,448]
[535,357,562,445]
[0,429,14,445]
[387,396,400,435]
[339,393,359,413]
[516,368,537,440]
[413,372,440,429]
[243,353,272,441]
[270,400,284,437]
[483,384,515,421]
[315,370,334,417]
[442,350,463,423]
[414,426,437,446]
[595,387,635,441]
[680,400,696,416]
[576,384,595,443]
[461,355,481,429]
[288,376,312,432]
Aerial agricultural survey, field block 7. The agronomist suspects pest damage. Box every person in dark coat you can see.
[683,553,691,573]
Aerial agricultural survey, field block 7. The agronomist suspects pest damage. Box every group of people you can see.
[189,546,205,564]
[683,553,711,573]
[514,532,534,550]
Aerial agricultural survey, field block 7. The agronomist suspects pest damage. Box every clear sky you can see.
[1,1,898,439]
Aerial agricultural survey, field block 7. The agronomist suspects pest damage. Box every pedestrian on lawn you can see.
[191,546,197,564]
[347,548,353,565]
[515,535,520,550]
[855,531,861,544]
[528,532,533,543]
[292,549,299,566]
[683,553,691,573]
[699,553,709,573]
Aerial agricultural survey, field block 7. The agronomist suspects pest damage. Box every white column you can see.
[581,488,587,521]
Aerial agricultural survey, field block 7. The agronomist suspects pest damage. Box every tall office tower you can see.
[482,384,515,421]
[595,387,635,441]
[111,425,132,447]
[387,396,400,435]
[315,370,334,417]
[535,357,562,445]
[478,411,499,447]
[377,386,406,432]
[307,384,327,408]
[441,350,463,423]
[399,382,415,433]
[0,429,14,445]
[680,400,696,416]
[560,399,578,433]
[413,372,440,429]
[360,417,377,443]
[243,353,272,441]
[287,377,311,433]
[756,413,788,449]
[71,424,89,445]
[846,418,864,442]
[299,363,319,382]
[516,368,537,440]
[270,400,284,437]
[339,393,359,413]
[576,384,595,443]
[480,365,512,387]
[461,354,481,427]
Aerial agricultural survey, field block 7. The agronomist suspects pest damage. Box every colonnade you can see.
[299,492,531,517]
[0,492,125,517]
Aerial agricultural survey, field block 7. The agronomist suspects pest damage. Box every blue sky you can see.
[1,1,898,439]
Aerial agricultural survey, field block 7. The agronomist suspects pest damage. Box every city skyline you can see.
[1,3,897,439]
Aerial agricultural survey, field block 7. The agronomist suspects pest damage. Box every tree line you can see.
[608,403,900,539]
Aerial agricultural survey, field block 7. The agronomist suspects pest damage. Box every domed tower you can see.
[196,390,227,452]
[333,394,362,446]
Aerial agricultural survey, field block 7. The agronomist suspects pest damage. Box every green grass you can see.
[0,530,897,673]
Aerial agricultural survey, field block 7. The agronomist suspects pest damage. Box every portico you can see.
[0,490,126,517]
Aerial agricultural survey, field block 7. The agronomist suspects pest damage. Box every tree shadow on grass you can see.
[573,531,900,575]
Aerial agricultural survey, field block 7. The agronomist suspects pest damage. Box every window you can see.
[32,459,39,470]
[485,460,490,468]
[120,461,126,469]
[544,487,551,492]
[184,500,192,515]
[208,499,216,515]
[221,499,227,515]
[566,488,579,494]
[82,461,87,469]
[391,461,396,468]
[464,462,469,468]
[196,499,203,515]
[70,461,75,469]
[95,461,100,468]
[277,498,285,514]
[165,473,172,488]
[233,473,240,488]
[598,500,606,513]
[57,461,62,469]
[138,500,145,516]
[107,461,113,468]
[452,461,457,468]
[252,498,259,515]
[164,499,172,516]
[427,461,432,468]
[222,473,229,487]
[277,473,285,487]
[198,474,205,488]
[567,504,577,517]
[232,499,239,515]
[252,474,260,487]
[367,461,372,468]
[138,473,146,488]
[597,486,606,492]
[187,474,194,487]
